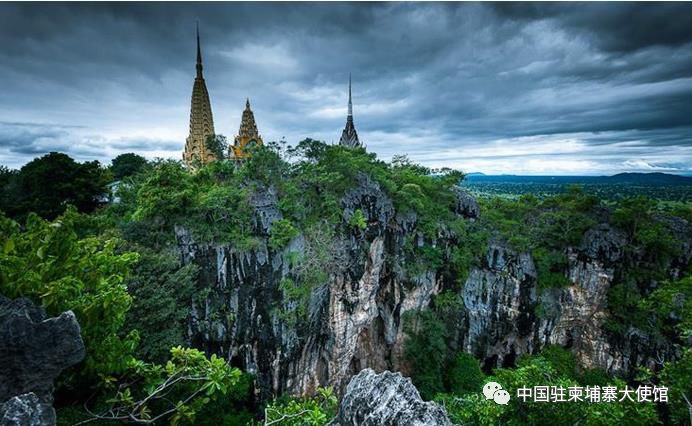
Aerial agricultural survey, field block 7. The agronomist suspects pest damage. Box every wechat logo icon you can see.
[483,382,511,405]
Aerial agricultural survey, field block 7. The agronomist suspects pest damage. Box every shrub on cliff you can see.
[479,187,596,255]
[446,353,485,395]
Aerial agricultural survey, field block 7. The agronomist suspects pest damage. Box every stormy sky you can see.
[1,2,692,175]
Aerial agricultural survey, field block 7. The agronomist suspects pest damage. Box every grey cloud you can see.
[0,3,691,174]
[0,122,72,154]
[491,3,692,53]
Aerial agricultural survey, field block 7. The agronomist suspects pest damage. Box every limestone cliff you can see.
[177,174,468,399]
[459,221,691,377]
[176,176,690,400]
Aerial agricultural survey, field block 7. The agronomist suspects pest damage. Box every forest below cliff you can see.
[1,140,691,425]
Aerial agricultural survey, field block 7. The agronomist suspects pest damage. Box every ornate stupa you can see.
[182,23,216,168]
[338,74,361,148]
[230,98,263,160]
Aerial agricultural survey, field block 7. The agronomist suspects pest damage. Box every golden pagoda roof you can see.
[231,98,263,160]
[237,98,261,140]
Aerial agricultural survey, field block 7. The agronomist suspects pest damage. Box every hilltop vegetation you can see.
[1,141,691,425]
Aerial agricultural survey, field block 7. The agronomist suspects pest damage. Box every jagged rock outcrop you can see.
[328,369,452,426]
[0,296,85,403]
[460,219,691,376]
[0,296,85,426]
[452,187,480,219]
[460,244,538,367]
[179,174,461,399]
[0,393,55,426]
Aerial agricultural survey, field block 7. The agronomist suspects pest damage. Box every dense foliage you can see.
[263,388,337,426]
[0,152,110,221]
[0,208,247,424]
[0,208,139,381]
[125,248,198,363]
[435,348,659,426]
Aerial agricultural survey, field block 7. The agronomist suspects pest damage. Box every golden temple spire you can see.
[183,22,216,168]
[196,21,203,78]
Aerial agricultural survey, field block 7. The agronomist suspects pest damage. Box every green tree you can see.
[11,152,109,220]
[438,355,658,426]
[660,348,692,425]
[80,347,245,425]
[132,160,196,231]
[195,184,253,245]
[111,153,149,180]
[269,219,299,249]
[0,165,20,216]
[534,248,570,289]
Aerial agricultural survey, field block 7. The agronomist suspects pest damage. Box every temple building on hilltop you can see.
[183,24,216,168]
[338,74,361,148]
[229,98,264,160]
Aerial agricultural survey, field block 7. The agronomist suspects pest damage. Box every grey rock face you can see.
[580,224,626,265]
[452,187,480,219]
[460,219,689,376]
[180,175,463,399]
[0,393,55,426]
[341,173,395,237]
[250,184,283,235]
[328,369,452,426]
[655,215,692,278]
[460,236,624,372]
[0,296,85,403]
[461,244,538,366]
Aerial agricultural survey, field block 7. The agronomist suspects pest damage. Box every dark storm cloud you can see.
[0,2,691,174]
[492,2,692,53]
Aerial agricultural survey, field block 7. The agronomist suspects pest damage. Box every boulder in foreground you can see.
[328,369,452,426]
[0,295,85,426]
[0,393,55,426]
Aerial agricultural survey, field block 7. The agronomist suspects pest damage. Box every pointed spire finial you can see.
[246,98,250,109]
[348,73,353,117]
[196,21,203,78]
